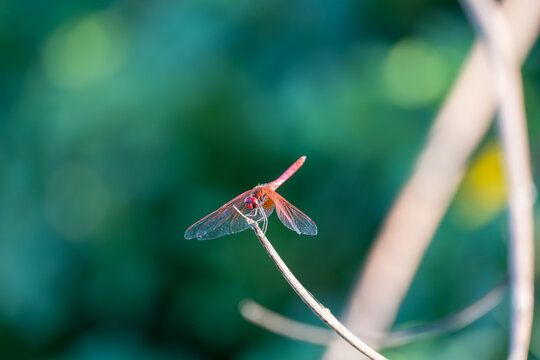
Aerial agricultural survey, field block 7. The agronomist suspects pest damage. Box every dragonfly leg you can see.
[247,207,267,234]
[249,208,262,222]
[259,207,268,234]
[247,208,258,218]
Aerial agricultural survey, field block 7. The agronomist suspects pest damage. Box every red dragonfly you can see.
[185,156,317,240]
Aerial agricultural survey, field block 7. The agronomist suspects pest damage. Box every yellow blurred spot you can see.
[455,141,507,228]
[382,38,448,108]
[43,11,128,88]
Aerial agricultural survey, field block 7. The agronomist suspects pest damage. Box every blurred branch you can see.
[458,1,536,359]
[383,280,506,348]
[240,299,335,346]
[240,280,506,348]
[324,0,540,358]
[232,206,388,360]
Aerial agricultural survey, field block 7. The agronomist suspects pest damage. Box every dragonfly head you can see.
[244,195,259,209]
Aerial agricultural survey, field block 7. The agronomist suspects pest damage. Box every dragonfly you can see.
[185,156,317,240]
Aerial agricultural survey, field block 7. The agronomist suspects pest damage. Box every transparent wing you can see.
[185,190,274,240]
[265,189,317,235]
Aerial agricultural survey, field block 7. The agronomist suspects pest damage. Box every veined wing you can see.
[185,190,274,240]
[265,189,317,235]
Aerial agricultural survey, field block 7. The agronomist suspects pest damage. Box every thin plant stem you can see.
[459,1,536,359]
[233,206,388,360]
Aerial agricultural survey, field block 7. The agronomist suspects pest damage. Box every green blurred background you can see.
[1,0,539,359]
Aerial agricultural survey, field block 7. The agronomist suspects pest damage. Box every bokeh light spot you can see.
[43,11,128,88]
[45,163,111,240]
[382,38,448,107]
[454,141,507,228]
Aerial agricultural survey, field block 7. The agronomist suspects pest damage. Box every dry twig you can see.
[240,281,506,348]
[240,299,335,346]
[459,1,535,359]
[232,206,388,360]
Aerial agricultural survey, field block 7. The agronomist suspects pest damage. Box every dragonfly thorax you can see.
[245,187,268,209]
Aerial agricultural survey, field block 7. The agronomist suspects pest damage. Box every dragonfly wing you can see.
[265,189,317,235]
[185,190,254,240]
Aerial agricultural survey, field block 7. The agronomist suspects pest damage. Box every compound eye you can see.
[244,196,258,209]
